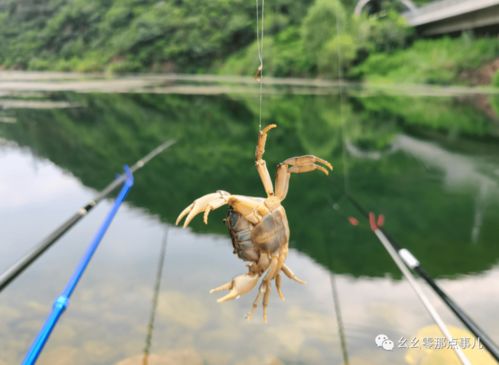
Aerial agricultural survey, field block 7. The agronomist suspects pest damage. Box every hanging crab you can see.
[176,124,333,322]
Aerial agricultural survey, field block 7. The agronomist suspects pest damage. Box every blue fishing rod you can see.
[22,166,134,365]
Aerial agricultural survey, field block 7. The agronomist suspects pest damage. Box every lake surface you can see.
[1,73,499,365]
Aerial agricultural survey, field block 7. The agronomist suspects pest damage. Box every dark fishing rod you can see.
[329,273,350,365]
[346,194,499,362]
[142,228,169,365]
[0,140,175,293]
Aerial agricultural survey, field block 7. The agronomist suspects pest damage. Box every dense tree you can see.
[0,0,497,85]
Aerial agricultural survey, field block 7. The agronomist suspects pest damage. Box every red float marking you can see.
[377,214,385,228]
[369,212,377,231]
[369,212,384,231]
[348,216,359,226]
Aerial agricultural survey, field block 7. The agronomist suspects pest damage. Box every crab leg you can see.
[246,255,279,322]
[274,244,288,301]
[274,164,290,202]
[255,124,277,197]
[281,264,306,285]
[262,256,280,323]
[275,273,285,301]
[228,195,269,225]
[246,285,264,320]
[262,284,272,323]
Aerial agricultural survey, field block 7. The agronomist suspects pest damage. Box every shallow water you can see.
[1,74,499,365]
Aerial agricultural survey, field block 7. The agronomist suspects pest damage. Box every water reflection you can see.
[0,85,498,364]
[393,134,499,244]
[1,90,498,276]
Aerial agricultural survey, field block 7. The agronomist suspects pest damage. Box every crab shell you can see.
[226,205,290,266]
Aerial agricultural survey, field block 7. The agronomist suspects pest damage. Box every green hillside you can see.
[0,0,497,85]
[0,0,311,73]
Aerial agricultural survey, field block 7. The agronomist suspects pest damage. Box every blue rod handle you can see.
[22,166,134,365]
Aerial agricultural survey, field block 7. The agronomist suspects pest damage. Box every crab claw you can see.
[260,123,277,134]
[209,273,259,303]
[282,155,333,176]
[176,190,230,227]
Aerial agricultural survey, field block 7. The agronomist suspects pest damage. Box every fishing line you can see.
[329,273,350,365]
[328,12,350,365]
[142,228,169,365]
[255,0,265,131]
[336,12,350,196]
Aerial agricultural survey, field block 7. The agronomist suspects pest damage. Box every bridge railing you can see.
[404,0,499,24]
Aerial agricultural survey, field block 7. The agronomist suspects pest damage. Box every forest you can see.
[0,0,498,85]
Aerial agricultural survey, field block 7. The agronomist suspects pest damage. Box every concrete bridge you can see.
[356,0,499,35]
[405,0,499,35]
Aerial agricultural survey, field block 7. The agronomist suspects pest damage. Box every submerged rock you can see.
[405,325,496,365]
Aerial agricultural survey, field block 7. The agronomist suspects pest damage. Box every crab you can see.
[176,124,333,322]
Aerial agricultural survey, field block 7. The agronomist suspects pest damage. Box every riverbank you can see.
[1,71,498,144]
[1,71,499,96]
[350,36,499,86]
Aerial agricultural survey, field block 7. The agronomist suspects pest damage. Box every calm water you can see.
[1,75,499,365]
